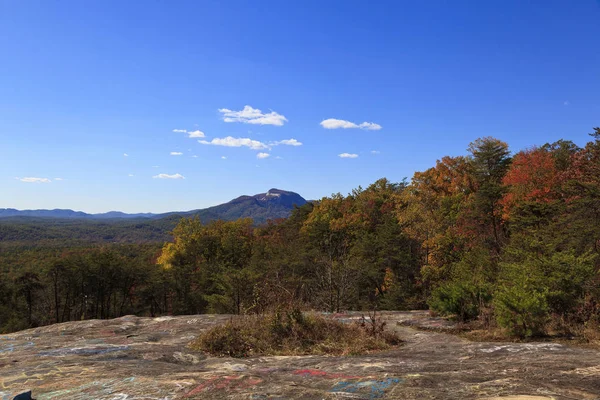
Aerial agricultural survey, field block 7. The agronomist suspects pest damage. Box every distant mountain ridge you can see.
[0,189,307,224]
[0,208,157,219]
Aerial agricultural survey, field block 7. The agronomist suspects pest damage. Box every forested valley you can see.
[1,129,599,339]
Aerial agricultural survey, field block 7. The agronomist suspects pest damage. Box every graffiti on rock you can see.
[331,378,402,399]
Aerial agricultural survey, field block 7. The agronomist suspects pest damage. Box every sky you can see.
[1,0,599,213]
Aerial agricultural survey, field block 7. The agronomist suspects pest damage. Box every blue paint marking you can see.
[0,344,13,354]
[0,342,34,354]
[331,378,402,399]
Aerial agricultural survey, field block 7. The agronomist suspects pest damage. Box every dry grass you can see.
[191,310,402,357]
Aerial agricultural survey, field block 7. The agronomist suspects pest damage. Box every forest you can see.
[1,128,598,338]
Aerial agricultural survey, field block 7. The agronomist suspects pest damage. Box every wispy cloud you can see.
[54,178,64,181]
[173,128,206,138]
[257,152,270,159]
[221,156,227,160]
[371,150,381,154]
[564,101,570,106]
[187,130,205,138]
[128,174,134,177]
[199,136,269,150]
[153,173,185,180]
[170,151,183,156]
[123,153,129,157]
[321,118,382,131]
[272,138,302,146]
[338,153,359,158]
[17,177,51,183]
[192,155,198,158]
[219,105,287,126]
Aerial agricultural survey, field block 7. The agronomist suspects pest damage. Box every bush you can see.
[494,284,548,338]
[429,281,487,322]
[191,309,402,357]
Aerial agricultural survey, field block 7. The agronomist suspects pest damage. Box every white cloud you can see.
[192,155,198,158]
[339,153,359,158]
[128,174,134,177]
[221,156,227,159]
[272,138,302,146]
[123,153,129,157]
[358,122,382,130]
[152,165,159,168]
[187,130,205,138]
[257,152,270,159]
[218,105,287,126]
[320,118,382,131]
[54,178,63,181]
[18,177,51,183]
[170,151,183,156]
[199,136,269,150]
[275,156,283,159]
[371,150,381,154]
[153,173,185,180]
[173,128,205,138]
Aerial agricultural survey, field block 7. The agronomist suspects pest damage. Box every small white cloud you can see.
[339,153,359,158]
[564,101,570,106]
[18,177,51,183]
[54,177,63,181]
[272,138,302,146]
[218,105,287,126]
[187,130,205,138]
[123,153,129,157]
[192,155,198,158]
[321,118,382,131]
[257,152,270,159]
[358,122,382,130]
[199,136,269,150]
[275,156,283,159]
[173,129,187,133]
[221,156,227,160]
[152,165,160,168]
[371,150,381,154]
[170,151,183,156]
[128,174,134,177]
[153,173,185,179]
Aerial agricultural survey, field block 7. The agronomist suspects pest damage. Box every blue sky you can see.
[1,1,599,213]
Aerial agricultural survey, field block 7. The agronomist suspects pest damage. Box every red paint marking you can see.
[184,378,217,397]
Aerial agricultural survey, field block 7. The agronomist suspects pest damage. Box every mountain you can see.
[0,208,91,219]
[0,189,307,224]
[183,188,307,224]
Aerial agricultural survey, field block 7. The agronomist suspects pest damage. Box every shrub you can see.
[429,281,487,322]
[494,284,548,338]
[191,309,401,357]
